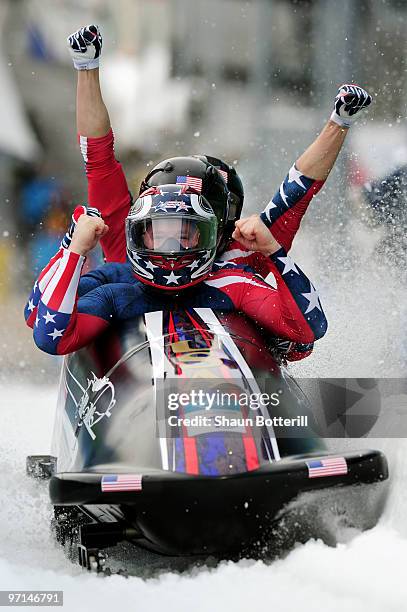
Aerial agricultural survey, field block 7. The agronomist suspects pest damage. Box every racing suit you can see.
[75,129,326,360]
[24,246,327,358]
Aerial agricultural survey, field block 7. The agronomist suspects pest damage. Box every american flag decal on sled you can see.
[101,474,143,492]
[306,457,347,479]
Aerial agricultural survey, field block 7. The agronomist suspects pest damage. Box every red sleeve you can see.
[259,164,325,252]
[79,129,131,263]
[267,180,324,252]
[285,347,313,361]
[216,246,277,281]
[237,278,315,344]
[206,269,315,345]
[57,312,109,355]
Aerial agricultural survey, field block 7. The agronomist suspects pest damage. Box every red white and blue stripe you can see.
[41,250,85,313]
[217,168,228,184]
[26,245,327,358]
[26,249,87,355]
[258,164,324,253]
[306,457,348,478]
[24,249,64,327]
[101,474,143,492]
[176,176,203,192]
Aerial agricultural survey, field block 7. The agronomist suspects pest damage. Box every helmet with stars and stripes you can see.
[139,156,236,253]
[125,185,218,291]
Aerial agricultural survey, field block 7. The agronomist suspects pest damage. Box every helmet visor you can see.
[127,215,217,254]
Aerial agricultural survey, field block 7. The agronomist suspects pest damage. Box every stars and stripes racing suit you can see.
[25,242,327,359]
[24,130,327,360]
[82,130,327,358]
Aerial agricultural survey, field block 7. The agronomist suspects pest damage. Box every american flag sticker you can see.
[101,474,143,492]
[176,176,203,192]
[306,457,348,479]
[217,168,228,184]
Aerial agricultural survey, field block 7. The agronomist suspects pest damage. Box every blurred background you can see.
[1,0,406,382]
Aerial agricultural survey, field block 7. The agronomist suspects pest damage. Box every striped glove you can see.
[330,84,372,128]
[61,205,102,250]
[67,25,102,71]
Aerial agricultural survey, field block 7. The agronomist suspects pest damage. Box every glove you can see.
[330,84,372,128]
[61,205,102,249]
[67,25,102,70]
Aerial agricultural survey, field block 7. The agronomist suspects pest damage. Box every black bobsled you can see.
[35,308,388,570]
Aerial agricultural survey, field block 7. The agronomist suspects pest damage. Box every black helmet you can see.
[196,155,244,251]
[140,156,237,253]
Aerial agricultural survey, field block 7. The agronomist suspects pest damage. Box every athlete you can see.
[25,26,371,361]
[66,25,372,271]
[24,186,327,359]
[46,24,370,361]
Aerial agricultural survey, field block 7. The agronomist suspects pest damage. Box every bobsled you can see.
[28,308,388,572]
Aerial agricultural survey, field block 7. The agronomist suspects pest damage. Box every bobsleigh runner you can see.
[27,308,389,574]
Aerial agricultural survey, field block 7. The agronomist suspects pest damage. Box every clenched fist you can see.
[232,214,280,256]
[67,24,102,70]
[330,84,372,128]
[61,205,102,250]
[68,215,109,256]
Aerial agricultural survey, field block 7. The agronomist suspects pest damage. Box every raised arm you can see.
[24,204,99,327]
[67,25,132,263]
[296,85,372,179]
[295,119,348,181]
[76,68,111,138]
[77,68,110,137]
[259,84,372,252]
[24,249,65,329]
[26,216,112,355]
[60,204,130,295]
[67,25,109,137]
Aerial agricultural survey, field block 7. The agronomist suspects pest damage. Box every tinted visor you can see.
[127,215,217,254]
